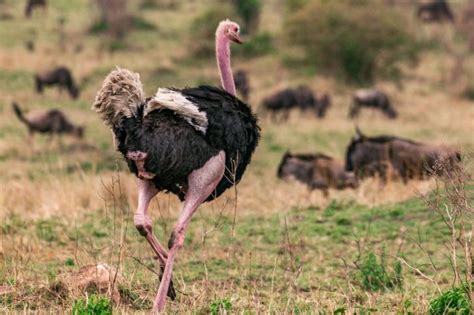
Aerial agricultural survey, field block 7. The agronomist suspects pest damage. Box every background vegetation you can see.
[0,0,473,313]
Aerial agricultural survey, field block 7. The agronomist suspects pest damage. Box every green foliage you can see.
[429,287,470,315]
[189,6,234,58]
[233,0,261,34]
[234,32,273,57]
[64,258,75,266]
[89,16,155,34]
[72,295,112,315]
[107,40,129,52]
[285,1,422,84]
[36,219,60,242]
[130,16,157,31]
[358,251,403,291]
[209,298,232,315]
[286,0,309,13]
[462,84,474,101]
[89,20,108,34]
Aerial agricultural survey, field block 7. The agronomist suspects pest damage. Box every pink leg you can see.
[153,151,226,313]
[134,179,175,299]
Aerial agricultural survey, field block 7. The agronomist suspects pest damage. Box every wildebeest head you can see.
[277,151,313,182]
[345,127,365,172]
[74,126,85,139]
[337,171,359,189]
[316,94,331,118]
[70,85,80,99]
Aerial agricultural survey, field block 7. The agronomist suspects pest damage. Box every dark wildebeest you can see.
[349,88,397,119]
[345,129,461,183]
[12,102,84,139]
[262,85,330,120]
[35,66,80,99]
[417,0,454,23]
[234,70,250,101]
[278,152,358,195]
[25,0,47,18]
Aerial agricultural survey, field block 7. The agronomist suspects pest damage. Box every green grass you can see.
[0,196,462,312]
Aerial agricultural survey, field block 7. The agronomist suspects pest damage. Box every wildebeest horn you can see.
[354,125,363,140]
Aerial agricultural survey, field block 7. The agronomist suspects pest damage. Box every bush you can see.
[358,251,403,291]
[429,287,470,315]
[234,32,273,57]
[285,0,309,13]
[209,298,232,315]
[189,6,235,58]
[285,1,422,84]
[72,294,112,315]
[462,83,474,101]
[232,0,261,34]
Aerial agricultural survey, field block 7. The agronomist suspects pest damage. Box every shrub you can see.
[209,298,232,315]
[285,1,422,84]
[189,6,235,58]
[234,32,274,57]
[232,0,261,34]
[462,83,474,101]
[358,251,403,291]
[286,0,309,13]
[72,294,112,315]
[429,287,470,315]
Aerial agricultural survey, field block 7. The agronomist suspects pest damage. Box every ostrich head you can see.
[216,19,242,44]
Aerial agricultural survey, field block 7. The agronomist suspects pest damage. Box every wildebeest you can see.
[12,102,84,139]
[35,66,80,99]
[277,152,358,195]
[234,70,250,101]
[262,85,331,120]
[349,88,397,119]
[417,0,454,23]
[25,0,47,18]
[345,129,461,182]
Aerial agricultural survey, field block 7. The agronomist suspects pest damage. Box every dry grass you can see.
[0,0,473,313]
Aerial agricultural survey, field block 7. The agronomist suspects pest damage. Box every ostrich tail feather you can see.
[92,67,145,128]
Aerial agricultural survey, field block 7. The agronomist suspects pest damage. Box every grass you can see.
[0,0,473,313]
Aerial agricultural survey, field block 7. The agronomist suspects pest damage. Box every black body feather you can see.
[114,86,260,201]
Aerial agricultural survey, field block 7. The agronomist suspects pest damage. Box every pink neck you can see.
[216,32,236,96]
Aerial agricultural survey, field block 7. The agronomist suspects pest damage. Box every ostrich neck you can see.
[216,34,236,96]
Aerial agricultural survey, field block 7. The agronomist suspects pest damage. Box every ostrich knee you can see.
[167,227,186,250]
[134,214,153,236]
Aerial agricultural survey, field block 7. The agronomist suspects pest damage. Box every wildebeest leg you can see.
[134,179,176,300]
[349,102,360,118]
[153,151,225,312]
[311,179,329,197]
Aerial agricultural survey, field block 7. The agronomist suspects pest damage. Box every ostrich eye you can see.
[234,27,239,32]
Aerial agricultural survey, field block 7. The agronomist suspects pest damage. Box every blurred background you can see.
[0,0,473,313]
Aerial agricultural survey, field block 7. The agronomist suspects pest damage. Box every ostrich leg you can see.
[134,179,176,299]
[153,151,226,313]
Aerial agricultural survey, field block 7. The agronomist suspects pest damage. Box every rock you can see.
[54,263,122,304]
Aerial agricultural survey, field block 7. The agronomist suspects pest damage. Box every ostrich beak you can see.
[231,33,243,44]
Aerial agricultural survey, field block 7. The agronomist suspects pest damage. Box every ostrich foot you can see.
[127,151,155,179]
[134,214,176,300]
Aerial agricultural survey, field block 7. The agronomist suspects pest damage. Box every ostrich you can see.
[93,20,260,312]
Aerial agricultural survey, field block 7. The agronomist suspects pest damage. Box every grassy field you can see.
[0,0,473,313]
